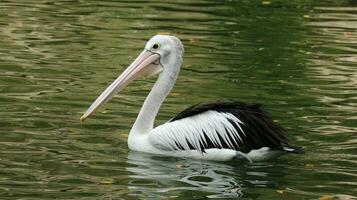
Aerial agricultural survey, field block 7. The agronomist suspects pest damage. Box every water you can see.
[0,0,356,199]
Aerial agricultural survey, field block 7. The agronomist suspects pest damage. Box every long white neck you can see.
[130,67,179,135]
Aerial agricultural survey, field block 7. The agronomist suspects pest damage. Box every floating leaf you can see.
[99,180,114,184]
[318,195,334,200]
[119,133,129,139]
[170,92,180,97]
[276,190,284,194]
[305,163,315,169]
[262,1,271,5]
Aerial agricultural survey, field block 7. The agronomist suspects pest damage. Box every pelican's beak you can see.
[80,50,161,122]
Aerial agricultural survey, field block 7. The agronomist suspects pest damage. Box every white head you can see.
[80,35,184,122]
[145,35,184,71]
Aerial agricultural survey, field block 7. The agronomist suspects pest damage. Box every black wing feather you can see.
[170,101,303,153]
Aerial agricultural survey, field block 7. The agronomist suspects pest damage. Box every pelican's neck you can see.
[130,68,179,135]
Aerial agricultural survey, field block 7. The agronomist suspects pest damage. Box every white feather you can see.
[148,110,245,153]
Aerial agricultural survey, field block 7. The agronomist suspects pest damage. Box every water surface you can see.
[0,0,356,199]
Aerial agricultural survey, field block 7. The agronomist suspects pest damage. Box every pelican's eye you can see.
[152,43,160,50]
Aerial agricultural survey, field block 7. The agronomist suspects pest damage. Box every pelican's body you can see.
[81,35,303,162]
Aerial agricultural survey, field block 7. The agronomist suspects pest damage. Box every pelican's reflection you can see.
[126,151,244,198]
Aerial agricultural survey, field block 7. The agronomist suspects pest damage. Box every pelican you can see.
[80,35,303,162]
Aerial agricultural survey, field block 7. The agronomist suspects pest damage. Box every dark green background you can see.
[0,0,356,199]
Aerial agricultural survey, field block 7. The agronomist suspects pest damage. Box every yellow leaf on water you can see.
[318,195,334,200]
[276,190,284,194]
[305,163,315,169]
[99,180,114,184]
[175,163,183,169]
[262,1,271,5]
[170,92,180,96]
[119,133,129,139]
[303,15,311,19]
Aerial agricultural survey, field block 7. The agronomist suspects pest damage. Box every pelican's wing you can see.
[148,102,300,153]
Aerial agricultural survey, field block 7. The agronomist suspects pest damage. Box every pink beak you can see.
[80,50,161,122]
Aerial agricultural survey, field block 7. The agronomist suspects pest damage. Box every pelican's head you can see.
[80,35,184,122]
[145,35,184,70]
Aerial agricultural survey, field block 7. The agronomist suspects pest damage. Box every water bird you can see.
[80,35,303,162]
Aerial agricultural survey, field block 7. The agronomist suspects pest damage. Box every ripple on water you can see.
[0,0,356,199]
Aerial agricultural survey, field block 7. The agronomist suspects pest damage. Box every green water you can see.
[1,0,356,199]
